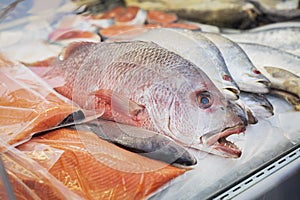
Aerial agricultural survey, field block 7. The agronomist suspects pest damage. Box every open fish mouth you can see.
[199,125,246,158]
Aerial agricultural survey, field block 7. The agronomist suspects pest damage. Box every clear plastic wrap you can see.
[17,128,186,199]
[0,139,83,200]
[0,54,84,146]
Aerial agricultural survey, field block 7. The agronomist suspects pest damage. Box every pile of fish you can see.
[1,1,300,199]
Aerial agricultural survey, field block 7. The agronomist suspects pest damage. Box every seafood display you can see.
[1,0,300,199]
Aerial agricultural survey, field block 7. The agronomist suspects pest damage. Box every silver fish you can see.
[239,92,274,118]
[201,32,270,93]
[238,42,300,76]
[265,66,300,99]
[223,27,300,56]
[109,28,240,100]
[38,41,246,158]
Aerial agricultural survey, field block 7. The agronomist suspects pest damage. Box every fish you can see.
[247,21,300,32]
[248,0,300,23]
[223,26,300,56]
[238,42,300,76]
[239,92,274,118]
[264,66,300,111]
[234,99,258,125]
[32,41,246,158]
[176,20,220,33]
[200,32,270,93]
[269,89,300,111]
[17,127,187,199]
[125,0,258,29]
[0,54,82,146]
[109,28,240,100]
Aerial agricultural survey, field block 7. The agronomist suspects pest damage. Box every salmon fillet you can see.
[18,128,187,199]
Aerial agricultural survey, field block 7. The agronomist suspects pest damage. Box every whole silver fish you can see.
[223,27,300,56]
[201,32,270,93]
[38,41,246,158]
[109,28,240,100]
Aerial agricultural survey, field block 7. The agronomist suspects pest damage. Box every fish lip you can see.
[200,124,246,158]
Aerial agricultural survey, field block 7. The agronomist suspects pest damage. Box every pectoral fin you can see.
[91,89,147,125]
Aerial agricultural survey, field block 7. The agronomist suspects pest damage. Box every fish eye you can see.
[196,91,213,109]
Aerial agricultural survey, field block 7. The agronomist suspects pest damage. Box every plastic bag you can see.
[17,128,186,199]
[0,54,87,146]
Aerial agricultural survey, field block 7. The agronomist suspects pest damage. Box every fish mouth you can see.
[200,125,246,158]
[254,79,271,92]
[223,87,240,100]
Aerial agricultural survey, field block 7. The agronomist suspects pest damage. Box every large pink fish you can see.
[33,41,246,158]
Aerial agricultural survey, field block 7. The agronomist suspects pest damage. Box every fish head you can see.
[238,66,271,93]
[146,67,246,158]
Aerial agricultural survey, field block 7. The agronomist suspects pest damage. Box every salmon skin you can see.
[36,40,246,158]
